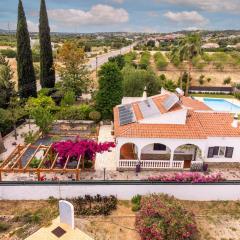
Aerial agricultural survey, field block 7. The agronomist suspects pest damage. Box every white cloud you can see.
[164,11,208,25]
[48,4,129,26]
[27,20,38,32]
[158,0,240,13]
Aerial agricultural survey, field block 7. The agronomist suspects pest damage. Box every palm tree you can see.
[169,45,183,90]
[178,34,202,96]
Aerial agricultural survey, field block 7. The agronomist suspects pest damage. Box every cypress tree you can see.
[96,62,123,119]
[17,0,37,99]
[39,0,55,88]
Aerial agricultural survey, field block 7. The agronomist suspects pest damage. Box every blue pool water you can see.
[203,98,240,113]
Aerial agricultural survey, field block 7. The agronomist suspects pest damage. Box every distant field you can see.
[137,50,240,87]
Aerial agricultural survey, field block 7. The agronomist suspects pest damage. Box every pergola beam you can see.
[0,144,22,169]
[11,144,31,169]
[24,145,42,170]
[63,156,70,170]
[50,152,59,169]
[37,144,52,169]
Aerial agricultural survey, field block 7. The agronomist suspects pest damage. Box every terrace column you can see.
[137,147,141,161]
[170,151,174,168]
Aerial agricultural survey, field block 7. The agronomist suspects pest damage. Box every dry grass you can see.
[0,199,58,240]
[75,200,140,240]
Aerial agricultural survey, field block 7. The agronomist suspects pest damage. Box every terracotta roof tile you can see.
[181,96,212,111]
[114,96,240,139]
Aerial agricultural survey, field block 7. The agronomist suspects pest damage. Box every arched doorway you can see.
[174,144,202,168]
[141,143,171,160]
[120,143,138,160]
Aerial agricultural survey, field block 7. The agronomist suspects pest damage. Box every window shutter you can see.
[207,147,214,158]
[213,147,219,156]
[225,147,234,158]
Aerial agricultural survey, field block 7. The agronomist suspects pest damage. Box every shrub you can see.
[89,110,101,122]
[234,92,240,100]
[145,172,225,183]
[139,51,151,69]
[38,88,52,97]
[29,157,41,168]
[154,52,168,70]
[0,49,16,58]
[131,194,142,212]
[56,104,92,120]
[136,194,198,240]
[70,194,117,216]
[0,222,10,233]
[223,77,231,85]
[23,130,39,144]
[60,91,76,107]
[198,74,205,85]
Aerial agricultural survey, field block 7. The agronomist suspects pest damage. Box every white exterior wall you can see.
[116,136,240,163]
[205,137,240,162]
[139,109,187,125]
[1,184,240,201]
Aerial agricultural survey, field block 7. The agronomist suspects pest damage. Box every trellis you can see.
[0,144,84,181]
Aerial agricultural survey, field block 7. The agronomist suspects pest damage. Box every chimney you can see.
[232,113,239,128]
[142,86,147,100]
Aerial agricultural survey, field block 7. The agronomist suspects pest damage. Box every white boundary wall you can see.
[1,183,240,201]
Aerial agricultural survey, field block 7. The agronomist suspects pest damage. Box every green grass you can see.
[191,93,234,99]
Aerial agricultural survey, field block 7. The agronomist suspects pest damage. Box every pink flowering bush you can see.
[52,136,115,167]
[136,194,198,240]
[146,172,225,183]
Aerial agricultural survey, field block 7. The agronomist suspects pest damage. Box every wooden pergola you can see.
[0,144,83,181]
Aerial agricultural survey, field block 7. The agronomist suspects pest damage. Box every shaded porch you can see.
[118,142,203,170]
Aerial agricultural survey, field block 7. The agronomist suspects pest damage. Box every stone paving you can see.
[0,123,39,161]
[95,125,116,171]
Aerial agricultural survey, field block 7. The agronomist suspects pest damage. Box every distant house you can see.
[113,88,240,170]
[201,43,220,49]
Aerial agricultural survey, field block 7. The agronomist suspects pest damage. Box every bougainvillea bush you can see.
[136,194,198,240]
[145,172,225,183]
[52,136,115,167]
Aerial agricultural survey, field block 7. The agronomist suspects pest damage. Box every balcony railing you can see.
[118,160,184,169]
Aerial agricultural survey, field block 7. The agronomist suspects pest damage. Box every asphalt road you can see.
[37,43,136,91]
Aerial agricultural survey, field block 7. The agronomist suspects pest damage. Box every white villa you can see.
[113,88,240,170]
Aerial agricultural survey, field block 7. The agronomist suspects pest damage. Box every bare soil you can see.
[76,200,240,240]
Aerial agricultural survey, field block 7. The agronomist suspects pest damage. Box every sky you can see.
[0,0,240,33]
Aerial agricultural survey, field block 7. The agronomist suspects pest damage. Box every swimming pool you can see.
[203,98,240,113]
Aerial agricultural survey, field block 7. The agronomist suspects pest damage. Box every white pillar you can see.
[116,145,121,168]
[137,146,141,160]
[170,151,174,168]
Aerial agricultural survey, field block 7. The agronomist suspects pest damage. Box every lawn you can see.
[191,93,235,99]
[1,199,240,240]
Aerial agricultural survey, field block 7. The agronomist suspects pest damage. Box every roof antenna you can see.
[232,113,239,128]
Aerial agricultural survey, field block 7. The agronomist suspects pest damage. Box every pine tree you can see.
[39,0,55,88]
[96,62,123,119]
[16,0,37,99]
